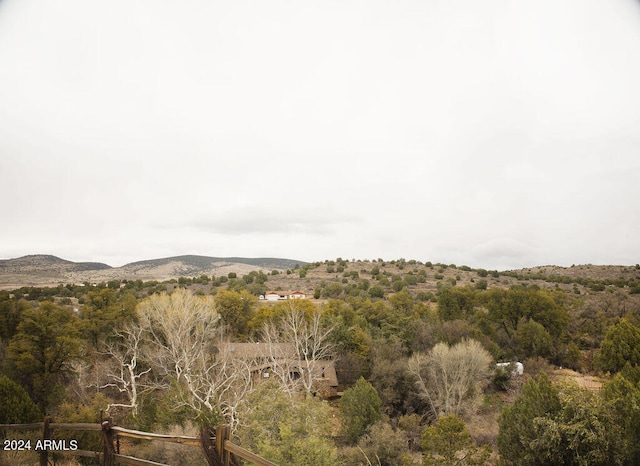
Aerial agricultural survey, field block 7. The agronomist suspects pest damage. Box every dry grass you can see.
[120,423,205,466]
[549,368,603,392]
[467,410,500,449]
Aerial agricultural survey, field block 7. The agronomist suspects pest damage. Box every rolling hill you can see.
[0,254,306,289]
[1,254,638,296]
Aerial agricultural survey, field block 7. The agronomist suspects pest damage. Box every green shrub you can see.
[0,375,41,423]
[339,377,382,445]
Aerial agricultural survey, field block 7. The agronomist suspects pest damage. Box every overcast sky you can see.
[1,0,639,270]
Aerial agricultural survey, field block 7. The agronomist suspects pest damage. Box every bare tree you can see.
[254,329,300,397]
[136,289,253,428]
[99,322,153,416]
[258,301,335,396]
[407,339,492,419]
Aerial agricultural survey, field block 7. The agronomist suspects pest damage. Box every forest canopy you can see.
[1,259,640,464]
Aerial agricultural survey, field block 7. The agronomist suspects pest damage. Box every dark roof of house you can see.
[217,342,338,386]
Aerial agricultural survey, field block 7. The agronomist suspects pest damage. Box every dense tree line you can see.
[1,259,640,465]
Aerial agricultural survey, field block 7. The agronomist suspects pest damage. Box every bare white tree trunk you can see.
[257,323,301,397]
[99,323,152,416]
[136,289,253,429]
[258,301,335,396]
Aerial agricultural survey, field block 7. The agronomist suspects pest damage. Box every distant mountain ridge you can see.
[1,254,636,292]
[0,254,307,290]
[0,254,112,272]
[125,255,306,271]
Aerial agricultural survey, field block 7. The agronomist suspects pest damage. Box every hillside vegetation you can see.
[1,257,640,465]
[0,254,306,289]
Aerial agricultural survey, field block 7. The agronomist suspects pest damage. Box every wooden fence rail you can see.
[0,418,276,466]
[214,425,277,466]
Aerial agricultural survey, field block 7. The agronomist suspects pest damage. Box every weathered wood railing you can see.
[0,418,277,466]
[214,424,277,466]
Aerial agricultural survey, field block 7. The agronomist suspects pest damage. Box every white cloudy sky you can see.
[1,0,639,270]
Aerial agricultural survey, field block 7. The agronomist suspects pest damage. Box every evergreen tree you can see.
[339,377,382,444]
[595,318,640,374]
[602,365,640,465]
[498,373,619,465]
[421,414,491,466]
[0,375,41,423]
[497,372,561,465]
[6,302,82,412]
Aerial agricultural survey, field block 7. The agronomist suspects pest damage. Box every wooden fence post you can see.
[200,426,221,466]
[39,416,51,466]
[216,424,231,466]
[101,420,115,466]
